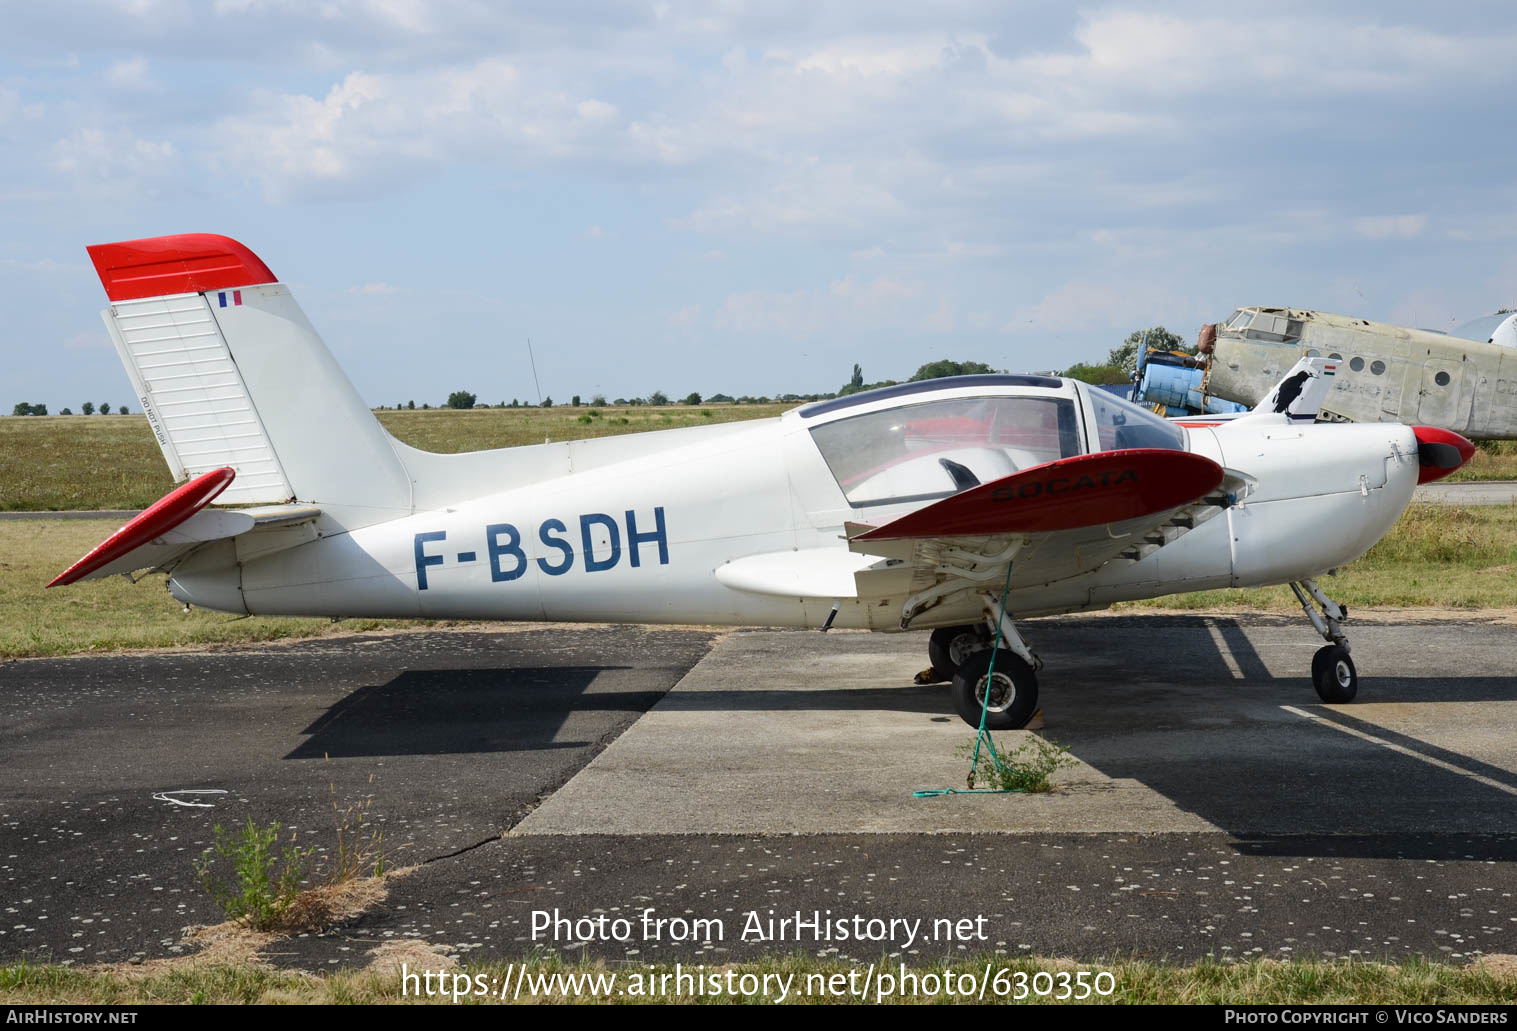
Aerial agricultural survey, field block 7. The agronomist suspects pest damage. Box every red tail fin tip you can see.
[86,234,276,301]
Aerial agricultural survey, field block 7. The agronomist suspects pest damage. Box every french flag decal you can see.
[216,290,243,308]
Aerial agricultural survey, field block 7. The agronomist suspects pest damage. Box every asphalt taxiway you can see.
[2,616,1516,968]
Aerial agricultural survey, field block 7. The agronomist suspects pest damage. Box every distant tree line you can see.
[10,401,129,416]
[371,359,1050,413]
[363,332,1204,413]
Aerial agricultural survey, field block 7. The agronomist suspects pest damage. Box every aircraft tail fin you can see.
[88,235,412,529]
[1236,355,1338,425]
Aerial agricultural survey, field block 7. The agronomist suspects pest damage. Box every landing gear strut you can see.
[1291,578,1358,703]
[946,592,1042,730]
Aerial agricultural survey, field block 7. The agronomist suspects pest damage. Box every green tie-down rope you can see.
[914,561,1028,798]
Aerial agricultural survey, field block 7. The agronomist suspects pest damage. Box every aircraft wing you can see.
[48,467,322,587]
[716,449,1235,612]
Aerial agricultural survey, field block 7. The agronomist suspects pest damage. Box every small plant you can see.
[323,784,389,883]
[959,735,1080,793]
[195,818,311,930]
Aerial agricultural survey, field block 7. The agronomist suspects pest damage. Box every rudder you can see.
[89,234,412,530]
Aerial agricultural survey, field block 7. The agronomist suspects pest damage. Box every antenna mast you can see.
[526,336,544,406]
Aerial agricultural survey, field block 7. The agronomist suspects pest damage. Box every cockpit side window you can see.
[808,396,1082,507]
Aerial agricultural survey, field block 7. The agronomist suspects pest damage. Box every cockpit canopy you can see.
[802,376,1186,508]
[1222,307,1304,343]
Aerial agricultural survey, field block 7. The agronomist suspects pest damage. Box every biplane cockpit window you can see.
[809,395,1082,507]
[1222,308,1305,343]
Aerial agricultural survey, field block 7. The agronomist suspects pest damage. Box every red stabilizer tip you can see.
[48,467,236,587]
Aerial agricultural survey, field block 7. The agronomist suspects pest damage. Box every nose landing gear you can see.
[1291,578,1358,703]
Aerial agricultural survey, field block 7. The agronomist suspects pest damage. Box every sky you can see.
[3,1,1515,411]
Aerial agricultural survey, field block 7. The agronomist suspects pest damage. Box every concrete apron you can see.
[515,618,1517,837]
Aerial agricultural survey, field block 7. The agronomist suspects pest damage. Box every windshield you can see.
[809,395,1082,507]
[1086,390,1188,451]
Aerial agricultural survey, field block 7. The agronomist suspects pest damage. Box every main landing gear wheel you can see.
[927,625,989,681]
[1311,644,1358,703]
[951,650,1039,730]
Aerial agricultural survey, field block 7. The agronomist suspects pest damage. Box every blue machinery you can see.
[1131,347,1249,416]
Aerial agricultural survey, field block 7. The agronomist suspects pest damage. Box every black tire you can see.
[1311,644,1358,703]
[950,649,1039,730]
[928,625,989,680]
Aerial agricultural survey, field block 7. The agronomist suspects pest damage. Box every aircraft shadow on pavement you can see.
[1033,616,1517,859]
[285,665,648,759]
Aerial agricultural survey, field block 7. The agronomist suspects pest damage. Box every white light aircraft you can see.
[53,235,1477,729]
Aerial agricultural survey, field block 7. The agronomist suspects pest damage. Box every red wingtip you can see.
[86,234,276,302]
[1412,426,1477,484]
[47,468,236,587]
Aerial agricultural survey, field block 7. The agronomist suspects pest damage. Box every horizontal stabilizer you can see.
[48,467,236,586]
[854,448,1225,541]
[49,476,326,587]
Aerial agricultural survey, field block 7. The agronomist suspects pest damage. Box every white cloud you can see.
[1006,279,1209,337]
[49,128,177,188]
[1353,214,1428,239]
[105,57,150,90]
[712,273,951,336]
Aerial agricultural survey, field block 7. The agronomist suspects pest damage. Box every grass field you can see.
[2,407,1515,511]
[0,518,446,657]
[6,503,1515,659]
[2,954,1513,1005]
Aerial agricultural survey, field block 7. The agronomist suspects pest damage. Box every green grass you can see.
[1,954,1513,1004]
[0,405,790,511]
[373,403,788,455]
[196,819,312,932]
[963,735,1081,793]
[0,519,445,658]
[0,414,174,510]
[1453,439,1517,481]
